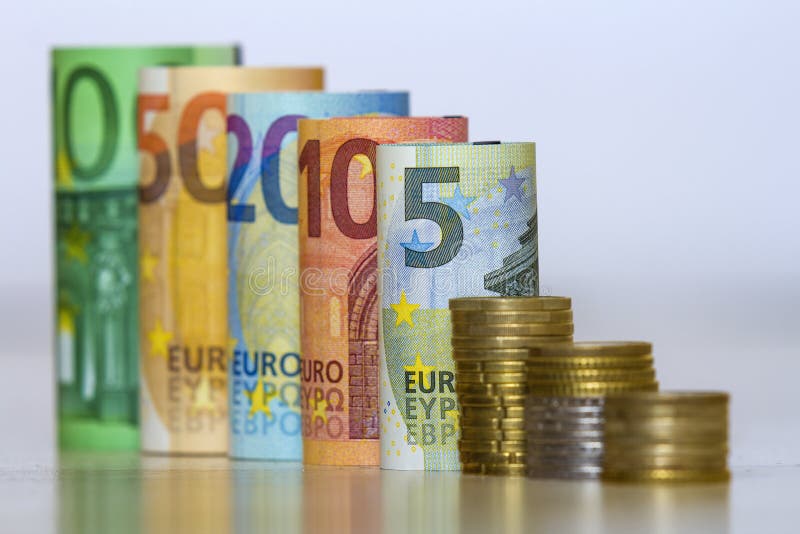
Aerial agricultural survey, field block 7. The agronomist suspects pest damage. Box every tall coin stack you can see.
[526,342,659,479]
[449,297,574,476]
[602,392,730,482]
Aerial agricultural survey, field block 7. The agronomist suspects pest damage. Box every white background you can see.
[0,0,797,466]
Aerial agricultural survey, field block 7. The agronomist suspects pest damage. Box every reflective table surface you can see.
[2,285,798,533]
[0,453,794,534]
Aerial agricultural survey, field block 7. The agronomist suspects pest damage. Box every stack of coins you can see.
[602,392,730,483]
[449,296,574,476]
[526,342,659,479]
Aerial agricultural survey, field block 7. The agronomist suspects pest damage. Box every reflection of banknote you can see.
[380,470,461,534]
[233,460,302,534]
[302,467,381,534]
[58,452,142,533]
[141,457,231,533]
[297,117,468,466]
[52,46,239,450]
[376,142,538,470]
[138,67,324,454]
[227,92,409,460]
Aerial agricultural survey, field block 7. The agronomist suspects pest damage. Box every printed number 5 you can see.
[403,167,463,268]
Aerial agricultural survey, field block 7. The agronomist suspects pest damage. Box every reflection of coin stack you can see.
[526,342,659,479]
[448,297,574,476]
[602,392,730,483]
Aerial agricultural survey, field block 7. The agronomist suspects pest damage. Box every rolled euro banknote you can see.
[227,92,409,460]
[376,142,538,470]
[297,117,468,466]
[52,45,239,451]
[138,66,324,454]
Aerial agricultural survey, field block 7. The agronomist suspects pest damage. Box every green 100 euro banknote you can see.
[377,142,538,470]
[52,45,239,450]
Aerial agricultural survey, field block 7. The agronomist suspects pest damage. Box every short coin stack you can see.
[449,296,574,476]
[602,392,730,483]
[526,342,659,479]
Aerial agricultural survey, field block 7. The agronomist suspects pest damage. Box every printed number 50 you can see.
[403,167,463,268]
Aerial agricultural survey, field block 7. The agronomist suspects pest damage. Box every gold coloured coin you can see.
[456,383,527,396]
[529,368,656,382]
[453,335,574,349]
[452,322,575,337]
[604,442,729,456]
[456,371,528,384]
[460,428,527,441]
[602,468,730,483]
[451,348,530,361]
[462,463,527,476]
[604,414,728,430]
[604,426,727,442]
[455,360,528,373]
[526,355,655,369]
[451,309,574,324]
[457,394,528,407]
[603,404,726,418]
[459,416,526,430]
[538,341,652,357]
[461,463,484,475]
[458,439,527,453]
[529,381,659,396]
[459,451,527,464]
[604,391,729,406]
[449,296,572,312]
[602,454,728,470]
[528,378,657,387]
[461,405,525,419]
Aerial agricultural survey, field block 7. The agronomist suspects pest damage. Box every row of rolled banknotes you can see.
[54,44,539,470]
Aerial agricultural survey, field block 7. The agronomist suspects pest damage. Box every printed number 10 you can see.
[299,138,378,239]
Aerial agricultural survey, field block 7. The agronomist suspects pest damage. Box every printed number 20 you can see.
[227,114,303,224]
[403,167,463,268]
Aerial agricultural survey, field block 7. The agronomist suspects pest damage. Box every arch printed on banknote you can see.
[297,117,468,466]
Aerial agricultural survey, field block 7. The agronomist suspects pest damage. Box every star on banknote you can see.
[499,166,525,203]
[148,320,172,358]
[391,290,419,327]
[444,185,477,219]
[400,230,434,252]
[404,353,435,389]
[244,378,278,419]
